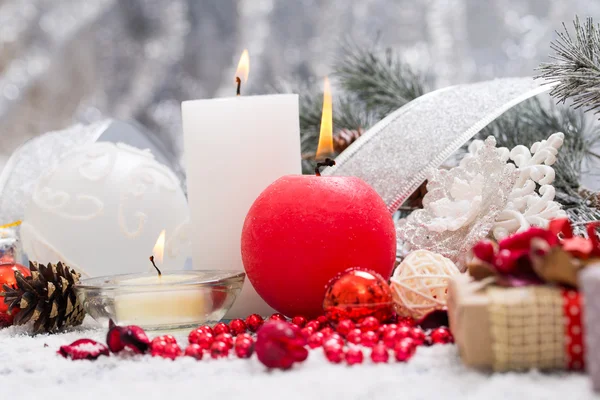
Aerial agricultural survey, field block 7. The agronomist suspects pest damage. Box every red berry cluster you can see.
[57,313,453,367]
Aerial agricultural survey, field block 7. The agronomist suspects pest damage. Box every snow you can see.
[0,318,596,400]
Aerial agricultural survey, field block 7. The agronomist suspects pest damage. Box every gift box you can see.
[581,265,600,391]
[448,274,585,371]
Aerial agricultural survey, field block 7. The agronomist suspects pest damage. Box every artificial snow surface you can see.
[0,318,596,400]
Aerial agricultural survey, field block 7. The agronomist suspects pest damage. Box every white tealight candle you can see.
[182,50,301,318]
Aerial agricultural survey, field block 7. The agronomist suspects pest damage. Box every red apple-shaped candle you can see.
[241,77,396,318]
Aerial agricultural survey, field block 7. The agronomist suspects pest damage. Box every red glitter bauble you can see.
[307,332,325,348]
[291,316,308,328]
[394,339,416,362]
[430,327,454,345]
[235,337,255,358]
[215,333,234,349]
[323,267,395,323]
[184,344,204,360]
[0,262,31,327]
[229,319,247,336]
[345,347,364,365]
[188,329,215,350]
[245,314,264,332]
[346,328,362,344]
[213,322,230,336]
[336,319,355,336]
[371,343,389,363]
[324,344,345,364]
[255,321,308,369]
[360,331,379,348]
[210,341,230,358]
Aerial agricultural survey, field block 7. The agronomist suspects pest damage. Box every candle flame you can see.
[235,49,250,84]
[316,76,334,159]
[153,230,166,264]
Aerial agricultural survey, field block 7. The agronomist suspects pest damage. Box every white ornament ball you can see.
[390,249,461,320]
[21,142,191,277]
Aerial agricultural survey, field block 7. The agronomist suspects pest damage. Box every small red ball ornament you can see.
[269,313,287,321]
[189,329,215,350]
[184,344,204,360]
[346,328,362,344]
[323,267,395,323]
[345,347,364,365]
[210,341,230,359]
[245,314,264,332]
[255,321,308,370]
[371,343,389,363]
[0,262,31,327]
[235,336,255,358]
[409,327,426,346]
[394,339,416,362]
[229,319,247,336]
[215,333,234,349]
[151,341,181,360]
[301,326,315,339]
[324,344,345,364]
[336,319,355,336]
[307,332,325,348]
[359,316,380,332]
[323,334,344,349]
[319,326,334,337]
[291,316,308,328]
[213,322,230,336]
[241,175,396,319]
[360,331,379,348]
[430,327,454,345]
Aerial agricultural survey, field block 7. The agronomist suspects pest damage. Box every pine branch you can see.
[334,41,428,119]
[536,16,600,115]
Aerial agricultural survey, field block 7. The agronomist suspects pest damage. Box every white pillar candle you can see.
[182,94,301,318]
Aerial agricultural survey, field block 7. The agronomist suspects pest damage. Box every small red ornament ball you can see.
[269,313,287,322]
[189,329,214,349]
[213,322,230,336]
[255,321,308,369]
[151,340,181,360]
[359,316,380,332]
[394,338,416,362]
[430,327,454,345]
[245,314,264,332]
[291,316,308,328]
[229,319,247,336]
[345,347,364,365]
[210,341,230,359]
[323,267,395,323]
[0,262,31,327]
[324,344,345,364]
[241,176,396,319]
[235,336,255,359]
[215,333,234,349]
[336,319,355,336]
[371,344,389,363]
[184,344,204,360]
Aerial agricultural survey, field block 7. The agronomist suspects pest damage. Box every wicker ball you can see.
[390,249,461,320]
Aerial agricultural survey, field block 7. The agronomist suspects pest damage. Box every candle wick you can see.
[149,256,162,277]
[236,77,241,96]
[315,158,336,176]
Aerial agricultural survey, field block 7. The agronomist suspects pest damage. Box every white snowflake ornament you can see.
[491,132,567,239]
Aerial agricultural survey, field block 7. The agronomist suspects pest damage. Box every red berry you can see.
[291,316,308,328]
[319,327,334,337]
[269,313,287,321]
[58,339,109,360]
[184,344,204,360]
[234,337,255,358]
[215,333,234,349]
[360,331,379,348]
[307,332,325,349]
[430,327,454,345]
[346,328,362,344]
[409,327,426,346]
[345,346,364,365]
[255,321,308,369]
[152,342,181,360]
[213,322,230,336]
[371,343,389,363]
[324,344,345,364]
[359,316,380,332]
[210,341,229,359]
[394,339,416,362]
[305,320,320,331]
[245,314,265,332]
[229,319,247,336]
[336,319,354,336]
[189,329,215,349]
[316,315,329,327]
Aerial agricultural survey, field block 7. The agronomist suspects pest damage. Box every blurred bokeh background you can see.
[0,0,598,173]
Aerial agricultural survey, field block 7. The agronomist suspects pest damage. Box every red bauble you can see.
[235,336,255,358]
[409,327,426,346]
[269,313,287,322]
[371,343,389,363]
[241,176,396,319]
[360,331,379,348]
[255,321,308,369]
[185,344,204,360]
[210,341,229,359]
[336,319,355,336]
[346,328,362,344]
[291,316,308,328]
[215,333,234,349]
[245,314,264,332]
[359,316,380,332]
[394,339,416,362]
[58,339,109,360]
[323,267,395,323]
[106,320,150,354]
[229,319,247,336]
[307,332,325,349]
[430,327,454,345]
[151,341,181,360]
[0,262,31,327]
[189,329,215,350]
[324,344,345,364]
[213,322,230,336]
[345,347,364,365]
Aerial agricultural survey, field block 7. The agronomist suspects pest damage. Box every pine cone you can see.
[333,128,363,153]
[1,261,85,334]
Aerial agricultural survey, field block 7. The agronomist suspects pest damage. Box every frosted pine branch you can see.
[537,16,600,115]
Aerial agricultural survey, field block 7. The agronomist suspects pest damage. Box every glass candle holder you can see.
[75,270,245,331]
